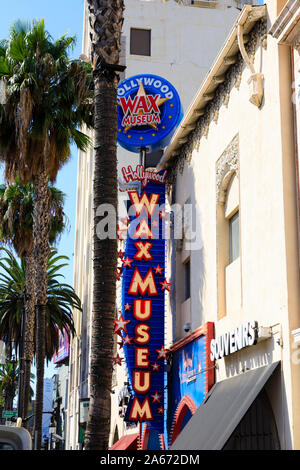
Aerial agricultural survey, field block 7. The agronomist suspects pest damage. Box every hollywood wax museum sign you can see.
[115,165,168,436]
[113,74,182,438]
[117,74,183,153]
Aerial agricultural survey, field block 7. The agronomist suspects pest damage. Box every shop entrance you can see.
[223,389,280,450]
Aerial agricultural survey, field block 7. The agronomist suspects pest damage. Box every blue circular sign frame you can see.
[117,74,183,153]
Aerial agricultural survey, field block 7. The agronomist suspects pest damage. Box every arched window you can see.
[216,143,241,320]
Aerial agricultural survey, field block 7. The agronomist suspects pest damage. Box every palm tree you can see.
[0,249,79,419]
[0,360,18,411]
[0,360,34,414]
[84,1,125,450]
[0,248,78,358]
[0,180,67,421]
[0,20,93,448]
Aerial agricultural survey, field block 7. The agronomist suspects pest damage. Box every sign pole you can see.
[140,146,147,168]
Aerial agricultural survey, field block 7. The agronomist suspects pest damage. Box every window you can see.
[130,28,151,56]
[229,211,240,263]
[184,259,190,301]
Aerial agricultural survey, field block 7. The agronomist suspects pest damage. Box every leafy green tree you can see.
[85,0,124,450]
[0,19,93,448]
[0,180,66,421]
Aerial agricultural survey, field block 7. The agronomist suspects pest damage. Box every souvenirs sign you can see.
[115,165,169,439]
[117,74,182,153]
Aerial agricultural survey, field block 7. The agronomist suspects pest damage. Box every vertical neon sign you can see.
[115,166,168,440]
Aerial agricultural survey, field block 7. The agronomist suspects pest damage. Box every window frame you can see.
[130,28,151,56]
[184,258,191,301]
[229,210,240,264]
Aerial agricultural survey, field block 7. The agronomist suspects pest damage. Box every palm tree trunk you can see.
[84,74,119,451]
[84,0,124,450]
[32,171,50,450]
[22,250,36,426]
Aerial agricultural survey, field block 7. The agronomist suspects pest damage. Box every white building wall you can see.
[166,4,300,447]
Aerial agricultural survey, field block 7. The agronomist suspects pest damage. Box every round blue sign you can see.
[117,74,183,153]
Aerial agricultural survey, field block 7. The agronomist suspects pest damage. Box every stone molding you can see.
[216,134,239,205]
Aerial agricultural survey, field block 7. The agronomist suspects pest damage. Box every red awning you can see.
[109,433,139,450]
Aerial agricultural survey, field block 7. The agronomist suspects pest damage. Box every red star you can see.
[123,256,133,268]
[113,354,123,366]
[160,279,171,291]
[123,335,133,346]
[159,209,168,219]
[154,264,163,275]
[113,313,130,336]
[151,392,162,403]
[117,229,126,240]
[117,250,125,259]
[156,345,168,360]
[121,217,130,226]
[152,363,160,371]
[124,303,131,311]
[157,406,164,414]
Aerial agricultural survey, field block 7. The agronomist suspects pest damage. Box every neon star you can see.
[117,229,126,240]
[113,354,123,366]
[151,392,162,403]
[152,363,160,371]
[123,256,133,268]
[121,217,130,226]
[157,406,164,414]
[159,209,168,219]
[154,265,163,275]
[156,345,168,360]
[123,335,133,346]
[124,303,131,311]
[160,279,171,291]
[113,313,130,336]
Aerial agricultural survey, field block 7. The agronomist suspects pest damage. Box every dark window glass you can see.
[229,211,240,263]
[130,28,151,56]
[184,259,190,301]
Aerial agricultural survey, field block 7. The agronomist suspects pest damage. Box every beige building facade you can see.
[157,0,300,449]
[66,0,243,449]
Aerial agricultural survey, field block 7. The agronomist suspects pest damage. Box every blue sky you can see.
[0,0,86,380]
[0,0,85,287]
